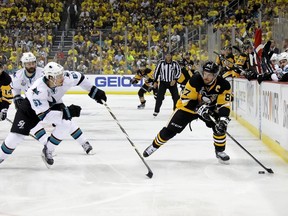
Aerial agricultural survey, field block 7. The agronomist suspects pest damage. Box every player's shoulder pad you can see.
[217,76,231,90]
[145,68,152,73]
[1,71,12,85]
[226,53,234,59]
[12,68,24,78]
[188,73,203,88]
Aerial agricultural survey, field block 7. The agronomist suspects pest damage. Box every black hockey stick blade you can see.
[146,170,153,178]
[266,168,274,174]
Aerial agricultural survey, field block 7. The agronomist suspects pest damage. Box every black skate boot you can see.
[137,100,146,109]
[216,151,230,164]
[42,146,54,168]
[143,144,158,157]
[82,141,93,154]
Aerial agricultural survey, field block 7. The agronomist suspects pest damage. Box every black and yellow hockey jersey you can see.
[176,73,232,117]
[133,68,154,84]
[216,53,237,78]
[0,71,13,110]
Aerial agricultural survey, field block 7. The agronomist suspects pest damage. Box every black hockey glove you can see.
[147,86,154,92]
[0,108,8,121]
[63,104,82,120]
[130,78,138,84]
[196,104,211,121]
[215,117,230,134]
[88,86,107,104]
[14,95,25,109]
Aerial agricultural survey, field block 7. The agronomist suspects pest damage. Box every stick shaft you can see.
[102,101,153,177]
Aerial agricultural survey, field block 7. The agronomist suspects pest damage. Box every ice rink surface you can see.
[0,94,287,216]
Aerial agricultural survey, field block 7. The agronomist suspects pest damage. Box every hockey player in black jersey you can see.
[177,52,194,91]
[0,63,13,122]
[143,61,232,164]
[130,61,158,109]
[215,46,236,78]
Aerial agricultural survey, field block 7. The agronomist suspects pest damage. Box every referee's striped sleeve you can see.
[154,60,163,81]
[173,61,181,79]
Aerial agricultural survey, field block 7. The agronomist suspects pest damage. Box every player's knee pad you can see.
[1,132,25,155]
[159,127,177,140]
[138,88,145,97]
[52,120,74,139]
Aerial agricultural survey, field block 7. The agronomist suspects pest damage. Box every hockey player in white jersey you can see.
[12,52,95,154]
[0,62,107,167]
[12,52,44,109]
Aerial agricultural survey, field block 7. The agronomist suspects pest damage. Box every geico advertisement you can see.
[69,75,144,92]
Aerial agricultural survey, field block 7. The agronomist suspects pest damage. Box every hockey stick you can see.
[209,115,274,174]
[213,51,247,74]
[101,100,154,178]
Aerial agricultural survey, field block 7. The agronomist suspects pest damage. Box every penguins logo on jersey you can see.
[199,88,218,104]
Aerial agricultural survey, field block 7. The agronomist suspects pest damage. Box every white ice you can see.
[0,94,287,216]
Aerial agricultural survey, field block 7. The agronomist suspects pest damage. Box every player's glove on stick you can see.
[130,78,138,84]
[14,95,25,109]
[89,86,107,104]
[196,104,211,121]
[0,108,8,121]
[215,117,230,134]
[63,104,82,120]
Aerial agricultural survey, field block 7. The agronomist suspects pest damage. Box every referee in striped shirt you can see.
[153,52,181,116]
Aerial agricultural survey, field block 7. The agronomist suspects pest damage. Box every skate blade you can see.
[85,149,95,155]
[41,153,52,169]
[217,158,230,165]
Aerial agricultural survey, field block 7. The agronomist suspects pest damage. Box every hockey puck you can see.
[258,171,265,174]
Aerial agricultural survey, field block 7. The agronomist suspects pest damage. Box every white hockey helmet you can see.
[43,62,64,79]
[21,52,36,67]
[270,53,278,62]
[278,52,288,62]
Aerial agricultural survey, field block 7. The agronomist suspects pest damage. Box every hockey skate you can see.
[143,144,158,157]
[137,103,145,109]
[137,100,146,109]
[153,112,158,117]
[41,146,54,168]
[82,142,94,154]
[216,151,230,164]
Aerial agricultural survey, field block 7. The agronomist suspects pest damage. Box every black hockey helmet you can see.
[202,61,219,74]
[201,61,219,85]
[242,41,252,50]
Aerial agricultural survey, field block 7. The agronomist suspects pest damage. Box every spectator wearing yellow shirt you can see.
[103,64,114,75]
[193,15,204,27]
[68,48,78,57]
[9,51,18,63]
[74,32,84,43]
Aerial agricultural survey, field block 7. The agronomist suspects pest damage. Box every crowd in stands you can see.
[0,0,63,73]
[0,0,287,79]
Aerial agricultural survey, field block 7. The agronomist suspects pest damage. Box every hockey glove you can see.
[63,104,82,120]
[130,78,138,84]
[147,86,154,92]
[0,108,8,121]
[14,95,25,109]
[88,86,107,104]
[215,117,230,134]
[196,104,211,121]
